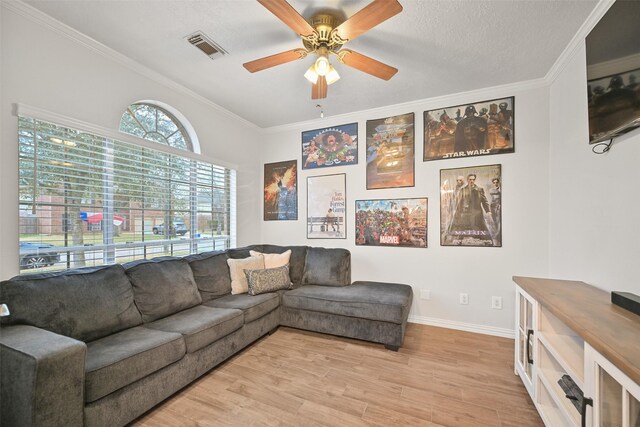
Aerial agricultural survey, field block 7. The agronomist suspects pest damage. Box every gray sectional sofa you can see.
[0,244,413,427]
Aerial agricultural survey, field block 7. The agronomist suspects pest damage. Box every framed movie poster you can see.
[424,97,514,161]
[264,160,297,221]
[355,198,427,248]
[307,174,346,239]
[440,164,501,247]
[302,123,358,169]
[366,113,415,189]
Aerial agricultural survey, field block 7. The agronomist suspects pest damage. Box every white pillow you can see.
[250,249,291,269]
[227,255,265,295]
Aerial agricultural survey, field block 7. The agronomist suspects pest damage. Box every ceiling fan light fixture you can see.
[304,65,319,84]
[314,54,331,76]
[325,66,340,85]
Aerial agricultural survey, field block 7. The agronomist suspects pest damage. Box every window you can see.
[18,115,235,272]
[119,103,192,151]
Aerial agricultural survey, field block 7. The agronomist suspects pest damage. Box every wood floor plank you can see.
[130,324,543,426]
[361,403,439,427]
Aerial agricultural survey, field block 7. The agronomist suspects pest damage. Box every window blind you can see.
[18,116,235,272]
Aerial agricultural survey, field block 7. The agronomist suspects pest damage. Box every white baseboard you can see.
[408,315,515,339]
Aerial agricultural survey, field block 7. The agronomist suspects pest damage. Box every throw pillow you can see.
[244,265,292,295]
[249,249,291,269]
[227,255,265,295]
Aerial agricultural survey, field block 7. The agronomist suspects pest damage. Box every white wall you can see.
[260,83,552,334]
[548,42,640,293]
[0,5,262,278]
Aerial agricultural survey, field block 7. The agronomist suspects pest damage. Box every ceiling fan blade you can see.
[312,76,328,99]
[257,0,315,36]
[243,49,307,73]
[334,0,402,42]
[339,49,398,80]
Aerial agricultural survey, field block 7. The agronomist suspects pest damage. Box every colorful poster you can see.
[355,198,427,248]
[263,160,297,221]
[366,113,415,189]
[440,164,501,247]
[302,123,358,169]
[307,174,346,239]
[424,97,514,161]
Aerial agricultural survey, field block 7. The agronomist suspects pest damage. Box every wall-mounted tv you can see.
[586,0,640,144]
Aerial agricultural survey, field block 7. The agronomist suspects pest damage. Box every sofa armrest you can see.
[0,324,86,426]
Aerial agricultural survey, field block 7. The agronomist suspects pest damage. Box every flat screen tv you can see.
[586,1,640,144]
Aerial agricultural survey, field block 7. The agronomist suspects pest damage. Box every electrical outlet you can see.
[420,289,431,300]
[492,296,503,309]
[459,293,469,305]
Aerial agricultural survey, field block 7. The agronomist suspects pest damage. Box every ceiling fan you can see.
[243,0,402,99]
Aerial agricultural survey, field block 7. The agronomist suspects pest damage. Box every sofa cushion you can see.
[245,265,293,296]
[227,255,265,295]
[184,251,231,302]
[282,281,413,324]
[125,258,202,322]
[301,247,351,287]
[84,326,185,403]
[0,264,142,342]
[259,245,308,285]
[204,293,279,323]
[145,305,243,353]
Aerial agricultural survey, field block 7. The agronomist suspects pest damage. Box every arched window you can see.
[119,103,193,151]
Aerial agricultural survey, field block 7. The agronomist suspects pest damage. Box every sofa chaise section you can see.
[282,280,413,351]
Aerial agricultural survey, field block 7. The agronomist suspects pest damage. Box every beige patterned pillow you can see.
[244,264,292,296]
[227,255,265,295]
[249,249,291,269]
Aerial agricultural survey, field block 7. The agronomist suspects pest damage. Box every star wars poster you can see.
[355,198,427,248]
[302,123,358,169]
[424,97,514,161]
[307,174,346,239]
[441,164,501,247]
[366,113,415,189]
[264,160,297,221]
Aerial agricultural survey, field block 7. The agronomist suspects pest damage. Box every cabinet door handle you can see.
[526,329,534,364]
[581,397,593,427]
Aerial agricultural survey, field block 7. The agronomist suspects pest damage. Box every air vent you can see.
[186,32,227,59]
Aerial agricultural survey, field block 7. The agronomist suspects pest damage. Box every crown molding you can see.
[2,0,259,132]
[544,0,615,85]
[263,77,548,134]
[408,315,514,339]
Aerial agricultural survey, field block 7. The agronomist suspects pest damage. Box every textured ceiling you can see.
[25,0,599,128]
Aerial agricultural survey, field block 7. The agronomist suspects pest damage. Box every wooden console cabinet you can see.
[513,276,640,427]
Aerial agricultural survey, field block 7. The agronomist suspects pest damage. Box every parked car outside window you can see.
[152,219,188,236]
[20,242,61,269]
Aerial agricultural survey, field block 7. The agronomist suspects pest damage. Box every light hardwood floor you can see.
[132,323,543,426]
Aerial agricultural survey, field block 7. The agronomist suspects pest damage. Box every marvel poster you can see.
[355,198,427,248]
[302,123,358,169]
[264,160,297,221]
[366,113,415,189]
[424,97,514,161]
[307,174,346,239]
[440,164,501,247]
